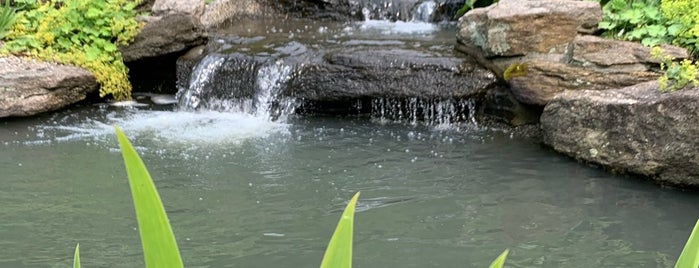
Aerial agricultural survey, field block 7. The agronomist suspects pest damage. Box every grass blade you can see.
[675,219,699,268]
[115,126,183,268]
[73,243,80,268]
[320,192,360,268]
[488,249,509,268]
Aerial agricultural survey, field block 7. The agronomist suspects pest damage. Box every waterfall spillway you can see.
[411,1,437,22]
[176,54,296,121]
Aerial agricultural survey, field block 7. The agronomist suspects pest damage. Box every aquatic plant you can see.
[2,0,143,100]
[115,126,184,268]
[73,243,80,268]
[0,0,16,40]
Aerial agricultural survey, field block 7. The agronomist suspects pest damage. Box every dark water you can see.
[1,106,698,268]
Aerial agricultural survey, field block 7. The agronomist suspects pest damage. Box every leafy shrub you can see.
[0,0,16,39]
[455,0,499,18]
[660,0,699,55]
[1,0,144,100]
[651,46,699,91]
[598,0,699,55]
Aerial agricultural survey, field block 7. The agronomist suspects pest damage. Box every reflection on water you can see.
[1,106,698,267]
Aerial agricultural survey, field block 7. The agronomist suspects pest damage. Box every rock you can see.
[0,57,98,118]
[121,0,206,61]
[201,0,270,27]
[541,81,699,187]
[482,85,541,126]
[456,0,602,57]
[289,48,497,100]
[504,36,688,106]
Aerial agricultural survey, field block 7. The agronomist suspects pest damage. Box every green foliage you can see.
[455,0,498,18]
[675,219,699,268]
[660,0,699,55]
[488,249,509,268]
[598,0,699,55]
[320,192,360,268]
[651,46,699,91]
[0,0,16,40]
[73,243,80,268]
[1,0,143,100]
[115,126,184,268]
[503,63,528,81]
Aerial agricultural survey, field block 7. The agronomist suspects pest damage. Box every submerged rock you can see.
[0,57,98,118]
[541,81,699,187]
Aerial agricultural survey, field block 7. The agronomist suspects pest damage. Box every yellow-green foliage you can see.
[651,46,699,92]
[503,63,528,81]
[660,0,699,55]
[2,0,143,100]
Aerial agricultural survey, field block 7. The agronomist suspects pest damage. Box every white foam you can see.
[38,110,289,145]
[359,20,437,35]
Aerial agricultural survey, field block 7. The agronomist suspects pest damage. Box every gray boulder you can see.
[457,0,602,58]
[121,0,207,61]
[0,57,98,118]
[541,81,699,187]
[289,48,497,100]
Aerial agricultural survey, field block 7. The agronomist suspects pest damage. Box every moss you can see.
[503,63,528,81]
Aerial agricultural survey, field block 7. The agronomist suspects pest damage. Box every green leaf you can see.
[668,23,684,36]
[646,25,667,37]
[115,126,184,268]
[73,243,80,268]
[86,7,100,18]
[598,21,615,30]
[488,249,509,268]
[320,192,360,268]
[675,219,699,268]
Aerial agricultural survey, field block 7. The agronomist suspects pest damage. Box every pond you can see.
[1,105,698,268]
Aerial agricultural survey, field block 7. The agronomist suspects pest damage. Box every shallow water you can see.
[1,105,698,267]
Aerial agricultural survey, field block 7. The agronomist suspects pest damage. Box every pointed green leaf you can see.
[320,192,360,268]
[115,126,183,268]
[675,219,699,268]
[73,243,80,268]
[488,249,509,268]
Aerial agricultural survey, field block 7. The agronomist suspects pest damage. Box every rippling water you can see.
[1,106,698,267]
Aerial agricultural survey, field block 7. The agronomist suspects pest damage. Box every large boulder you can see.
[0,57,99,118]
[506,36,688,105]
[289,48,497,100]
[541,81,699,187]
[121,0,207,61]
[456,0,602,57]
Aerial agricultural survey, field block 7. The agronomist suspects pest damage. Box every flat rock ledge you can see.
[0,56,98,118]
[541,81,699,187]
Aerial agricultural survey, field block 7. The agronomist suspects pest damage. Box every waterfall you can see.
[369,97,479,127]
[175,56,297,121]
[411,1,437,22]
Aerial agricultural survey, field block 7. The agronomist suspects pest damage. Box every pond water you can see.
[2,3,699,267]
[1,105,699,268]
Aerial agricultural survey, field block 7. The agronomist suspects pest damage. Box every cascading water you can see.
[411,0,437,22]
[369,97,479,127]
[176,55,297,122]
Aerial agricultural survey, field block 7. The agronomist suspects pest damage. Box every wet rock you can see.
[201,0,271,27]
[482,85,541,126]
[121,0,206,61]
[541,81,699,187]
[289,48,497,100]
[0,56,98,118]
[456,0,602,57]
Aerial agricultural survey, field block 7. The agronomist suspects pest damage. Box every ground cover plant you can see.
[1,0,143,100]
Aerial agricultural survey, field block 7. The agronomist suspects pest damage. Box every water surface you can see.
[1,106,697,267]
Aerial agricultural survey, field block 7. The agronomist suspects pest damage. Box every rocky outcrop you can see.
[541,81,699,187]
[0,57,99,117]
[456,0,689,107]
[121,0,207,61]
[290,48,496,100]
